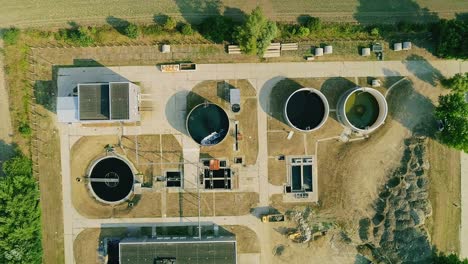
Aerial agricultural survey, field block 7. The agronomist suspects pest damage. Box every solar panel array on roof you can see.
[78,82,131,121]
[79,84,110,120]
[110,82,130,120]
[120,241,236,264]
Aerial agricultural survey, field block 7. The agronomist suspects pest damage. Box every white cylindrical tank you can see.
[284,88,329,132]
[337,87,387,133]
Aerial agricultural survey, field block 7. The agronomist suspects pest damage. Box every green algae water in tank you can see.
[337,87,388,133]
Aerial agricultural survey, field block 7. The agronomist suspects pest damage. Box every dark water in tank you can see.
[286,90,325,130]
[90,157,133,202]
[187,104,229,146]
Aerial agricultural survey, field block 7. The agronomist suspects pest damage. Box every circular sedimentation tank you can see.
[284,88,329,132]
[337,87,388,133]
[186,103,229,146]
[88,156,134,204]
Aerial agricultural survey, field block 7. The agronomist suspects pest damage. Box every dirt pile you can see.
[358,136,433,263]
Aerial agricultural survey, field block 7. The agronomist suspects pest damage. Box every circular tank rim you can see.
[87,155,135,205]
[185,102,230,147]
[284,88,330,132]
[339,87,388,133]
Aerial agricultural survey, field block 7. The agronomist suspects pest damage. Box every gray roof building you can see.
[119,237,237,264]
[57,81,139,123]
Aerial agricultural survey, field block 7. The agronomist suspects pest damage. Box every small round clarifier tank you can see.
[284,88,329,132]
[337,87,388,133]
[186,103,229,146]
[88,156,134,204]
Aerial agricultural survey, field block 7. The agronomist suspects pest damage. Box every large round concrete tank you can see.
[186,103,229,146]
[284,88,329,132]
[87,156,135,205]
[337,87,388,133]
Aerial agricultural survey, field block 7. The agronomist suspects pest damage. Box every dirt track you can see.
[0,40,14,167]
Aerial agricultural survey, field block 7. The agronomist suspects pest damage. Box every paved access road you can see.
[58,60,467,264]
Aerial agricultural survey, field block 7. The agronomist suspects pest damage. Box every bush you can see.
[141,25,162,36]
[124,23,139,39]
[370,27,380,37]
[304,16,321,31]
[435,93,468,152]
[55,26,95,46]
[397,21,427,33]
[0,153,42,264]
[163,16,177,31]
[2,27,20,45]
[442,73,468,93]
[18,122,31,137]
[234,7,278,56]
[433,251,468,264]
[297,26,310,37]
[199,16,234,43]
[180,24,193,35]
[200,16,234,43]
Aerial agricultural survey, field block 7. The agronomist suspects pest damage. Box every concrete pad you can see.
[238,253,260,264]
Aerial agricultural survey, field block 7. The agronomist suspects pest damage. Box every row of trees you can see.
[0,153,42,264]
[435,73,468,152]
[434,19,468,59]
[433,251,468,264]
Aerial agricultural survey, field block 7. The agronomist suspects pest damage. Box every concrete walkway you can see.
[58,60,467,264]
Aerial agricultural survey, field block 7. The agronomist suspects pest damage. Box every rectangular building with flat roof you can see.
[57,81,139,123]
[119,238,237,264]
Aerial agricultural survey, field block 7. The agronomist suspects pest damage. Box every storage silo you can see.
[186,103,229,146]
[337,87,388,133]
[284,88,329,132]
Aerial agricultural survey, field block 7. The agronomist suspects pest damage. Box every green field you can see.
[0,0,466,27]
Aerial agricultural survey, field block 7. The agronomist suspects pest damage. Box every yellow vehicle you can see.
[288,232,302,242]
[262,214,285,222]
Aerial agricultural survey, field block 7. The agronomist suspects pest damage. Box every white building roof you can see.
[57,97,79,123]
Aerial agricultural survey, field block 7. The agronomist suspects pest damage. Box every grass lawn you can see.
[426,139,461,253]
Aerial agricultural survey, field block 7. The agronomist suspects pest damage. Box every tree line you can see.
[0,152,42,264]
